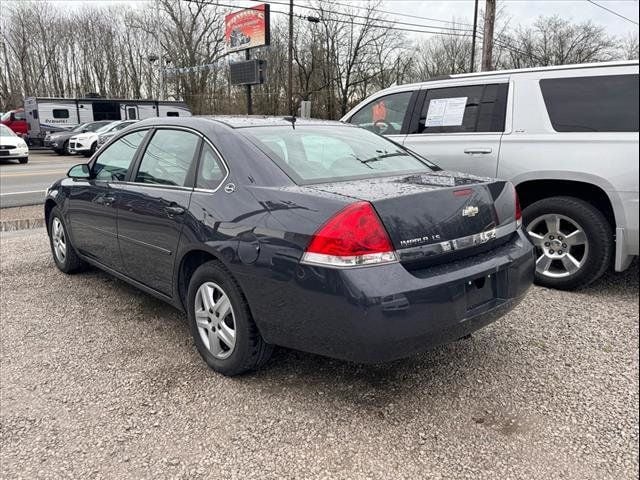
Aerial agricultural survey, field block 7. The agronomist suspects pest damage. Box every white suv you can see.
[69,120,137,157]
[342,60,639,290]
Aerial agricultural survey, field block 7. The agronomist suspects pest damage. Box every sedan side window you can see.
[93,130,147,181]
[135,129,200,186]
[348,91,413,135]
[196,143,227,190]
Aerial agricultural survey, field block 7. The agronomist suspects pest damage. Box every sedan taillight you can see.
[301,201,398,267]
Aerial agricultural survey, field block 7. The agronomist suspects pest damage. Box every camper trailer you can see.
[23,97,191,144]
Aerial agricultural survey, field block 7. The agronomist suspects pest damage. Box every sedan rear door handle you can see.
[464,148,492,154]
[164,205,185,216]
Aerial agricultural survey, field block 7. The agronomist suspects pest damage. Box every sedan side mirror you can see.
[67,163,91,179]
[82,128,88,133]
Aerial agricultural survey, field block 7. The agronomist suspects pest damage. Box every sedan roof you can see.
[200,115,350,129]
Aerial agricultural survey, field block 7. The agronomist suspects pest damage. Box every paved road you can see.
[0,151,79,208]
[1,228,638,480]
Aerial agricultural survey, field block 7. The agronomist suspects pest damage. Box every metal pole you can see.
[246,49,253,115]
[470,0,479,73]
[156,0,163,100]
[288,0,294,116]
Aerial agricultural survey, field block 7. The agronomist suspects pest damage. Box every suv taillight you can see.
[301,201,398,267]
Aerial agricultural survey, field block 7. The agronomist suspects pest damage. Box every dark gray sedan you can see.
[44,116,534,376]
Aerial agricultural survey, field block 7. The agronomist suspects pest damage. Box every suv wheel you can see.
[83,142,97,157]
[187,261,273,376]
[523,196,612,290]
[48,207,86,273]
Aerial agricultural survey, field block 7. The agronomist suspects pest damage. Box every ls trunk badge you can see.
[462,206,479,217]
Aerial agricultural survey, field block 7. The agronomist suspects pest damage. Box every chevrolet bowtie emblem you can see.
[462,206,479,217]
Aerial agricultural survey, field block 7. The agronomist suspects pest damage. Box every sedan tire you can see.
[187,260,273,376]
[48,206,86,274]
[523,196,612,290]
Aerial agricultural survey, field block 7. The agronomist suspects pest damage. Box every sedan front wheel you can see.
[48,207,86,274]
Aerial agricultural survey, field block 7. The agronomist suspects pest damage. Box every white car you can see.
[0,124,29,164]
[69,120,137,157]
[342,60,639,290]
[97,120,139,148]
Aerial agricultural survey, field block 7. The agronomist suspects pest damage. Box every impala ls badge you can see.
[462,206,479,217]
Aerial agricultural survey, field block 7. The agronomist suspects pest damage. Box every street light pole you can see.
[288,0,294,116]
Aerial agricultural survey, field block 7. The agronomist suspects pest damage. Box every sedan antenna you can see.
[283,116,296,129]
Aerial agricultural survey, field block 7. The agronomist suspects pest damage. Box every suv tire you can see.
[523,196,612,290]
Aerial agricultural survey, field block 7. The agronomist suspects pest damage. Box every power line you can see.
[585,0,639,26]
[247,0,474,32]
[298,0,476,28]
[191,0,472,37]
[184,0,546,68]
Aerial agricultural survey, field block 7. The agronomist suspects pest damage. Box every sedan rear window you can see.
[242,126,436,184]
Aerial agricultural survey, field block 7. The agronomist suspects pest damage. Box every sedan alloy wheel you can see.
[194,282,236,359]
[51,217,68,264]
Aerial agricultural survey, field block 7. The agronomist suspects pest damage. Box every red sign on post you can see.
[225,4,271,53]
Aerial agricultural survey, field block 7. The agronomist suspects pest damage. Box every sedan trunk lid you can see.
[308,171,518,265]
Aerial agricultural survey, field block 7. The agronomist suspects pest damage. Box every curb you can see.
[0,218,46,232]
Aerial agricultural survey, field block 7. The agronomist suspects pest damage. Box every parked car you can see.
[0,124,29,164]
[342,60,639,290]
[97,120,138,147]
[0,108,28,137]
[45,117,534,376]
[68,120,137,157]
[44,121,112,155]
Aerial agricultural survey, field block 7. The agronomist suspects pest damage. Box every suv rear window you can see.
[540,74,639,132]
[243,126,436,185]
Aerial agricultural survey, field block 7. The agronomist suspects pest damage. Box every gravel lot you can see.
[1,228,638,480]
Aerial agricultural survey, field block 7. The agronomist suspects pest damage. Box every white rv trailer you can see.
[23,97,191,143]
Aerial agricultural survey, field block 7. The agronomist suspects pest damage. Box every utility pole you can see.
[470,0,479,72]
[481,0,496,72]
[288,0,294,116]
[156,0,163,100]
[246,49,253,115]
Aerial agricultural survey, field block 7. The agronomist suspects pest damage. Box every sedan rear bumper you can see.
[245,230,535,363]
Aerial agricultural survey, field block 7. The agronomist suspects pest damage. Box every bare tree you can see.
[0,1,635,116]
[498,15,619,68]
[620,32,639,60]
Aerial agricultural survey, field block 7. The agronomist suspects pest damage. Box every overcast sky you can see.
[41,0,640,39]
